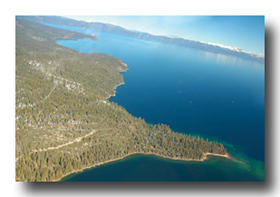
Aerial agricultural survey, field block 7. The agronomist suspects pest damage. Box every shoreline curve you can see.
[55,151,230,182]
[50,60,231,182]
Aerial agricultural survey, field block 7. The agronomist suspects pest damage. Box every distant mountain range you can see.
[17,16,264,63]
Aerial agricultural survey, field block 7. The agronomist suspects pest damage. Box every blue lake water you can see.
[43,23,265,181]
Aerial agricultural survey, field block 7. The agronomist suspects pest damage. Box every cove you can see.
[60,154,262,182]
[43,23,265,181]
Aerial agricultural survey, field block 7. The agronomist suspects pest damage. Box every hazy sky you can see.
[64,16,264,55]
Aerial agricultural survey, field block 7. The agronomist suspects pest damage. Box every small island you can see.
[16,17,229,182]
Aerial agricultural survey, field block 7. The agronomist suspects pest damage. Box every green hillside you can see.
[16,18,228,182]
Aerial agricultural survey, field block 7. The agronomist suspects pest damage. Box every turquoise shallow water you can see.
[60,154,263,182]
[42,23,265,181]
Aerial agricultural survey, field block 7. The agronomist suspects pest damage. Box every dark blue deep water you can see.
[43,23,265,181]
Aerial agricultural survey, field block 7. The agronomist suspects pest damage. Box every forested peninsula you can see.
[16,17,228,182]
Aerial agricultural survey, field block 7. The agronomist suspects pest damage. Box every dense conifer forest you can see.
[15,17,228,182]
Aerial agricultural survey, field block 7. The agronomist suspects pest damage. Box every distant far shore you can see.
[54,151,230,182]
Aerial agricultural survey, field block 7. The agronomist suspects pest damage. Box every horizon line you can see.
[60,15,264,58]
